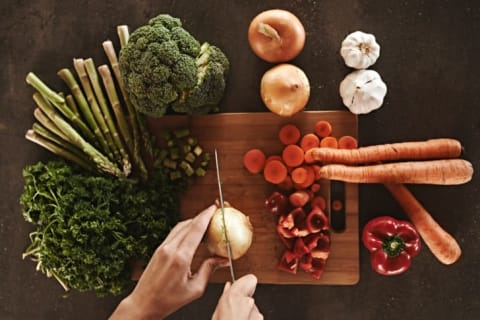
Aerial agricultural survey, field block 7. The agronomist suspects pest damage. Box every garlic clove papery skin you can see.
[340,31,380,69]
[339,70,387,114]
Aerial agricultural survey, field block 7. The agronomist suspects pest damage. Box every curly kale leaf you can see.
[20,160,186,296]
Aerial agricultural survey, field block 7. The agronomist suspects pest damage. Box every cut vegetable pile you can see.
[244,120,357,279]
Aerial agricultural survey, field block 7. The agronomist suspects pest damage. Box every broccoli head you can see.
[119,14,229,117]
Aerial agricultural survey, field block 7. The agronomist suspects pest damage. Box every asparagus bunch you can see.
[24,27,153,179]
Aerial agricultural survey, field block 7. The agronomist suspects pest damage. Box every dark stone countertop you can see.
[1,1,479,319]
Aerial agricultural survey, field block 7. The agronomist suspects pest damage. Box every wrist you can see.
[110,294,165,320]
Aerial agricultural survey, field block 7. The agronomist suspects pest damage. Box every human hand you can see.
[110,204,228,320]
[212,274,264,320]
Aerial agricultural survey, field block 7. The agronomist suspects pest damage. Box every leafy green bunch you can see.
[20,160,186,296]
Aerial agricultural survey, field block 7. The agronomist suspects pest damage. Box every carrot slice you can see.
[243,148,266,174]
[311,165,322,180]
[263,159,288,184]
[289,190,310,207]
[311,196,327,211]
[282,144,304,167]
[320,136,338,148]
[266,155,283,164]
[294,165,315,189]
[338,135,358,149]
[314,120,332,138]
[310,183,321,193]
[300,133,320,152]
[278,174,294,191]
[291,167,308,184]
[279,124,301,145]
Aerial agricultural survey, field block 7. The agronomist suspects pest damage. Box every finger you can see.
[161,218,192,245]
[223,281,232,293]
[180,204,217,258]
[190,257,228,289]
[231,274,258,297]
[249,303,263,320]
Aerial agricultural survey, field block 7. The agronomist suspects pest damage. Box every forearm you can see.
[110,295,166,320]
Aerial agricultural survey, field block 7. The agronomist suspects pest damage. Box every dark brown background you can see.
[1,0,479,319]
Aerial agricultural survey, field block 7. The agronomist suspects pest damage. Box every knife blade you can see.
[214,149,236,282]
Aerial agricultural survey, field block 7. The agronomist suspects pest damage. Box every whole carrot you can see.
[384,183,462,265]
[318,159,473,185]
[305,138,462,164]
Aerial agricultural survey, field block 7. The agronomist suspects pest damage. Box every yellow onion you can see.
[206,206,253,260]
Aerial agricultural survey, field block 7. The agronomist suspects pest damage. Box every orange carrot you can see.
[320,136,338,148]
[311,195,326,211]
[282,144,304,167]
[243,148,266,174]
[279,123,301,145]
[338,135,358,149]
[291,167,308,184]
[314,120,332,138]
[263,159,288,184]
[306,138,463,165]
[384,183,462,265]
[300,133,320,152]
[317,159,473,185]
[277,174,293,191]
[289,190,310,207]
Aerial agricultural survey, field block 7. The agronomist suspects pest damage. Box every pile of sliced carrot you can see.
[242,119,357,279]
[242,119,357,192]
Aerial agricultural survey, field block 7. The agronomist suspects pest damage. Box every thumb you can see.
[230,274,258,297]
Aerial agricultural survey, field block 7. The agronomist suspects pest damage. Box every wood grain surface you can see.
[147,111,359,285]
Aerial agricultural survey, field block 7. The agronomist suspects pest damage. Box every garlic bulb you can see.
[339,70,387,114]
[340,31,380,69]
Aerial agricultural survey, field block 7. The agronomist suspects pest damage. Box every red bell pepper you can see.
[362,216,421,276]
[265,191,289,215]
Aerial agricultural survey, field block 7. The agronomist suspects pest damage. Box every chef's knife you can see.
[214,149,236,282]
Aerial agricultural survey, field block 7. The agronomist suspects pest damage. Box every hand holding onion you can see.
[206,202,253,260]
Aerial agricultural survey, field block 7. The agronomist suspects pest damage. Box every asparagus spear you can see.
[116,26,155,159]
[83,58,139,178]
[97,65,133,154]
[26,130,95,172]
[32,92,124,177]
[65,94,80,119]
[33,108,71,142]
[26,72,96,143]
[71,59,114,161]
[32,122,91,165]
[101,41,148,180]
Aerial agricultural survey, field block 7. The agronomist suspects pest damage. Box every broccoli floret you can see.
[119,14,229,117]
[172,43,230,114]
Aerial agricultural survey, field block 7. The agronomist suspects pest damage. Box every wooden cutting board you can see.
[147,111,359,285]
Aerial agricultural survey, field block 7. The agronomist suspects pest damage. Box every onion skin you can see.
[260,64,310,117]
[206,207,253,260]
[248,9,306,63]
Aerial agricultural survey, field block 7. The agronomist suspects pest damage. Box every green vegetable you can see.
[20,160,186,296]
[119,14,230,117]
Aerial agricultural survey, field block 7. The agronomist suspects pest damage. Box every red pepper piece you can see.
[265,191,289,215]
[306,207,329,234]
[308,257,327,279]
[293,237,310,257]
[277,250,299,274]
[276,224,296,239]
[362,216,421,276]
[304,231,331,259]
[299,253,313,272]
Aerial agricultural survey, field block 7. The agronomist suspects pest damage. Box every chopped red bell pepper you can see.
[362,216,421,276]
[277,250,299,274]
[293,237,310,257]
[299,253,313,272]
[306,207,329,233]
[265,191,289,215]
[308,257,327,279]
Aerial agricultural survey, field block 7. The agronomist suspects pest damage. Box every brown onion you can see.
[248,9,306,63]
[206,206,253,260]
[260,63,310,117]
